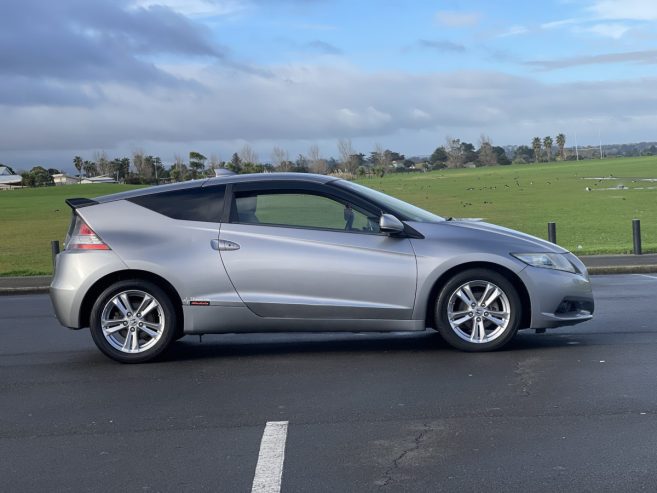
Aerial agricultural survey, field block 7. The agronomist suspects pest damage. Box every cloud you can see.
[131,0,246,17]
[4,62,657,159]
[577,22,631,38]
[416,39,466,53]
[305,40,342,55]
[0,0,226,105]
[435,10,482,28]
[588,0,657,21]
[497,25,529,38]
[525,49,657,70]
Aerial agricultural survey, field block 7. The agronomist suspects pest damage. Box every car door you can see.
[217,182,418,321]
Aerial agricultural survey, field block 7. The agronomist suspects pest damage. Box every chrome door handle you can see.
[211,239,240,251]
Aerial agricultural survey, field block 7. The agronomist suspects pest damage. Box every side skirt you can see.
[182,305,425,334]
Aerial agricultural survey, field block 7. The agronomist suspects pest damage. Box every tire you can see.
[89,279,178,363]
[435,268,521,352]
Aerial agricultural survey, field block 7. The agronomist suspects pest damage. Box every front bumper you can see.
[518,263,594,329]
[50,250,128,329]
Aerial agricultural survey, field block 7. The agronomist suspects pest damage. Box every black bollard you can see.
[632,219,642,255]
[51,240,60,272]
[548,222,557,244]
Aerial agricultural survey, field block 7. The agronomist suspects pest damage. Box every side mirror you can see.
[379,213,405,235]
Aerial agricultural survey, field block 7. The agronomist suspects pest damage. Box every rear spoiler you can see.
[65,198,99,209]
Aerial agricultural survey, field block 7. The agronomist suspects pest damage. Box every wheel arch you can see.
[79,270,184,332]
[424,261,531,330]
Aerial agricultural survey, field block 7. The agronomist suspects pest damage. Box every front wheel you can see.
[435,269,521,352]
[89,280,178,363]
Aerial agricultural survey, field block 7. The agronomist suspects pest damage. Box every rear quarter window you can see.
[127,185,225,222]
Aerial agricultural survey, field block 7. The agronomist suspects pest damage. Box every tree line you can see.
[16,133,579,187]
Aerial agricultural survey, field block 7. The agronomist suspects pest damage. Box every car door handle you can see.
[211,239,240,251]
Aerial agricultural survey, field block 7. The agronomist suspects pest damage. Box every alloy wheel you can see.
[447,280,511,344]
[100,290,165,354]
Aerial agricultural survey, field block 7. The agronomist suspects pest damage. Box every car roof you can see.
[93,172,339,203]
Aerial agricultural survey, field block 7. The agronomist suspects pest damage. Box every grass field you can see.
[0,184,143,276]
[1,156,657,276]
[358,156,657,256]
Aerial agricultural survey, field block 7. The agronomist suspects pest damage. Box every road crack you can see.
[377,423,432,489]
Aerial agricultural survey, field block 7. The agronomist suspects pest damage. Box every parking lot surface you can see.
[2,274,657,492]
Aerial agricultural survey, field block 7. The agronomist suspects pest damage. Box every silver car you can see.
[50,173,594,363]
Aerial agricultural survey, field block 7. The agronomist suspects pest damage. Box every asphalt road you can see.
[3,274,657,492]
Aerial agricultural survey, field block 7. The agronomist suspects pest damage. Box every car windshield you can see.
[334,180,444,223]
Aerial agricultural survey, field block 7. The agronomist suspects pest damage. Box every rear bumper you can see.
[50,250,128,328]
[519,265,594,329]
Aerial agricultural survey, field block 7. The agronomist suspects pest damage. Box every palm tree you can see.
[543,136,554,162]
[531,137,542,163]
[73,156,83,183]
[556,133,566,160]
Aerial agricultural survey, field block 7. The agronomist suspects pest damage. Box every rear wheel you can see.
[435,269,521,352]
[89,280,177,363]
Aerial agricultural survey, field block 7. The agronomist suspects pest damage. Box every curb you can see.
[586,265,657,275]
[0,286,50,295]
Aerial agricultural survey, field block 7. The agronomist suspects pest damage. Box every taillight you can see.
[66,216,110,250]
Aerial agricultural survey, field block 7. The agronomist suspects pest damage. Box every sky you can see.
[2,0,657,170]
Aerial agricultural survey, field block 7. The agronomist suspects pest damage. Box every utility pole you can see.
[574,132,579,161]
[598,129,603,159]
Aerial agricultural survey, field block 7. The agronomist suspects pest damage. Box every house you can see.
[80,175,118,184]
[52,173,79,185]
[0,165,22,188]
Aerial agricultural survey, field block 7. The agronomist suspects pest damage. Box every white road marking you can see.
[251,421,289,493]
[634,274,657,281]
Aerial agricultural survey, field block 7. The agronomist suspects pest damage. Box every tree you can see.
[20,171,35,187]
[170,163,189,182]
[556,133,566,160]
[26,166,55,186]
[94,151,111,176]
[110,158,130,181]
[271,146,289,169]
[337,138,357,172]
[172,154,187,182]
[132,150,146,180]
[239,144,258,165]
[543,136,553,162]
[209,154,221,170]
[477,135,497,166]
[445,137,464,168]
[83,160,97,178]
[189,151,207,179]
[73,156,83,183]
[227,152,242,173]
[307,144,327,174]
[513,145,533,163]
[492,146,511,165]
[47,168,61,176]
[531,137,542,163]
[429,146,448,168]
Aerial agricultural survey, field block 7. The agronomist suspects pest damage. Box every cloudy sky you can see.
[2,0,657,170]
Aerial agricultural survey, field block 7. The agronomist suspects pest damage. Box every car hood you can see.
[409,219,569,254]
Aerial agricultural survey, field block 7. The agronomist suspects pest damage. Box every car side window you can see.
[233,191,380,233]
[128,185,225,222]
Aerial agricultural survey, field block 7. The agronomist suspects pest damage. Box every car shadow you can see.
[160,330,584,362]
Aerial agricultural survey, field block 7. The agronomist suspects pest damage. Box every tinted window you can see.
[129,185,225,222]
[233,191,380,233]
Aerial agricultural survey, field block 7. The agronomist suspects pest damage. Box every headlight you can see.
[511,253,577,273]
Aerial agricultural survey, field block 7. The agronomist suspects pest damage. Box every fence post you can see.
[51,240,60,272]
[547,222,557,244]
[632,219,642,255]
